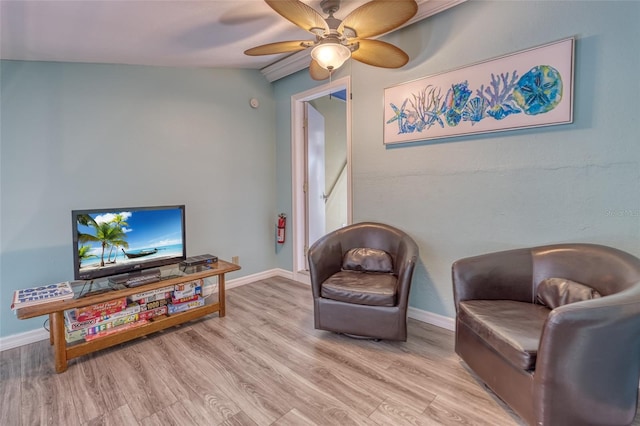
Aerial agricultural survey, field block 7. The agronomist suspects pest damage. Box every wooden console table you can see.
[15,260,240,373]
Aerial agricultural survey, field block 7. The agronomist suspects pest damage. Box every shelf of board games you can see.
[15,259,240,373]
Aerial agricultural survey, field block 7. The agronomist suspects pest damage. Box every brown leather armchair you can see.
[308,222,419,341]
[453,243,640,426]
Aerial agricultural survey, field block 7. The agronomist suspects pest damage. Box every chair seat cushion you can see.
[321,271,397,306]
[458,300,551,370]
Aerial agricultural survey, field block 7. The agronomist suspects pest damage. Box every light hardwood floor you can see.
[1,277,639,426]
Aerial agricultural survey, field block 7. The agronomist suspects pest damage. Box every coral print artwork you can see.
[384,38,574,144]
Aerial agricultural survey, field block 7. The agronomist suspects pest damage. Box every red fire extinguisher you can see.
[277,213,286,244]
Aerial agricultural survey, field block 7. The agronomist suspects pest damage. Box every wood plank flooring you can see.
[1,277,639,425]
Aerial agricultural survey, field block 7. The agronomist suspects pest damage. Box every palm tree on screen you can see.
[77,245,97,267]
[78,220,129,267]
[106,213,129,263]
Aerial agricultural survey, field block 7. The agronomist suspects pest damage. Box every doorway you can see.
[291,76,352,283]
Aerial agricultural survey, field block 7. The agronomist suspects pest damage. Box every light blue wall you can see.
[0,62,276,337]
[274,1,640,317]
[2,0,638,338]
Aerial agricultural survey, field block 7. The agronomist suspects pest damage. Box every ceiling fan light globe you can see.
[311,43,351,71]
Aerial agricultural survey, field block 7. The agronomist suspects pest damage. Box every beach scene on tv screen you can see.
[76,208,184,273]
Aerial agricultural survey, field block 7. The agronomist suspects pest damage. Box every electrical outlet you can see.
[232,256,239,265]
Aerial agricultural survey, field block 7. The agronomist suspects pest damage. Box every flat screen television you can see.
[72,205,186,280]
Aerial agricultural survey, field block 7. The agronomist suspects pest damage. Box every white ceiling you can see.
[0,0,464,81]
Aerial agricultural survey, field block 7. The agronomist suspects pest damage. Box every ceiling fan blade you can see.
[351,39,409,68]
[309,59,331,81]
[265,0,329,34]
[244,40,309,56]
[339,0,418,39]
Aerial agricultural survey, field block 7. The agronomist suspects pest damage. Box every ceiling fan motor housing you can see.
[320,0,341,15]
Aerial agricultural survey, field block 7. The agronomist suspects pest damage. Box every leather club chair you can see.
[452,243,640,425]
[308,222,419,341]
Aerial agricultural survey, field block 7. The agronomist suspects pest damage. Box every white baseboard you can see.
[0,268,451,351]
[226,268,293,289]
[408,307,455,331]
[0,328,50,352]
[203,268,295,296]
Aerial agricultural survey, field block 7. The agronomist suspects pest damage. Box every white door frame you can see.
[291,76,352,284]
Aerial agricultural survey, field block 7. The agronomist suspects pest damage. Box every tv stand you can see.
[14,260,240,373]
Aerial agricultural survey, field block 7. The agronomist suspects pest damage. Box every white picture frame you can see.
[383,38,575,145]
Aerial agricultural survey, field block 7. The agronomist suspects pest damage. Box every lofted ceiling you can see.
[0,0,464,82]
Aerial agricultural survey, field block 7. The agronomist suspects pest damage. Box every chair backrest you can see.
[315,222,414,275]
[532,243,640,296]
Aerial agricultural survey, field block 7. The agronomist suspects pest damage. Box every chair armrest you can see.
[396,235,419,308]
[452,247,534,311]
[533,288,640,424]
[308,234,343,298]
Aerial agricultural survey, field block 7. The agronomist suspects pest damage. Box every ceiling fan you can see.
[244,0,418,80]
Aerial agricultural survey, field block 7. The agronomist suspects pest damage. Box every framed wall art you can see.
[383,38,574,145]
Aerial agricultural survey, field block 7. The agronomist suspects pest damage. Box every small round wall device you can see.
[250,98,259,109]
